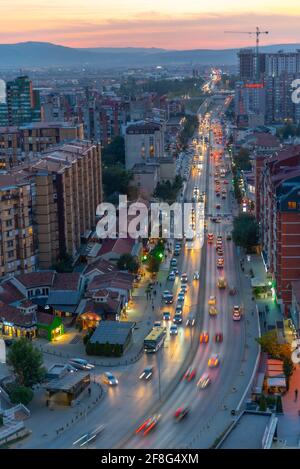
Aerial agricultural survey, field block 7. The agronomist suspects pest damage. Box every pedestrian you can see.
[264,320,267,329]
[154,290,157,296]
[88,388,91,397]
[159,282,162,288]
[251,310,254,316]
[295,389,298,401]
[152,304,154,312]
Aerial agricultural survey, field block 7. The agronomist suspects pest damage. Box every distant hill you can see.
[0,41,300,69]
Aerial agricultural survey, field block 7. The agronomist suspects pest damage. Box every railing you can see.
[0,421,25,441]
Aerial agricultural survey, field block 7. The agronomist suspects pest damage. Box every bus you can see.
[186,234,195,249]
[144,327,166,353]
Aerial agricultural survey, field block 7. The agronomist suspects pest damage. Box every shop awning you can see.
[267,377,286,388]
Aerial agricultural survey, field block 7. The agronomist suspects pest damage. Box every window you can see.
[8,250,14,258]
[6,219,13,227]
[288,201,297,209]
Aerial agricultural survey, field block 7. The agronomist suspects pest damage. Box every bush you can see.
[8,384,34,406]
[276,395,283,413]
[259,394,267,412]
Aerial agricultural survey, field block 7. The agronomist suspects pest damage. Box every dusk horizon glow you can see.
[1,0,300,49]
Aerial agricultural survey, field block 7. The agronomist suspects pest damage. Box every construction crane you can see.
[225,27,269,80]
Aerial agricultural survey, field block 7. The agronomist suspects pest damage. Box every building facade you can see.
[125,121,165,170]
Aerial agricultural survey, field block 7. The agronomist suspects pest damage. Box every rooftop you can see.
[217,411,276,449]
[90,320,135,345]
[44,371,90,393]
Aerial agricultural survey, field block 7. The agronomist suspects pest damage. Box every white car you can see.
[162,290,172,299]
[193,271,200,280]
[197,373,211,389]
[170,324,178,335]
[68,358,94,370]
[103,372,118,386]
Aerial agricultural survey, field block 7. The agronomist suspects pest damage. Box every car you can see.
[139,366,154,380]
[217,235,223,242]
[174,249,181,256]
[209,305,218,316]
[135,415,161,436]
[162,290,172,299]
[102,371,118,386]
[154,321,162,327]
[207,233,214,244]
[215,332,223,343]
[208,295,216,305]
[197,373,211,389]
[232,305,242,321]
[223,180,229,184]
[217,277,227,289]
[226,232,232,241]
[215,204,221,210]
[164,294,174,305]
[177,296,185,306]
[168,272,176,281]
[183,367,196,381]
[170,324,178,335]
[181,273,188,283]
[174,406,189,421]
[217,258,224,268]
[173,313,183,324]
[200,331,209,343]
[175,242,181,249]
[173,268,179,276]
[69,358,95,370]
[163,311,171,321]
[208,354,220,367]
[175,304,183,314]
[180,284,188,293]
[186,314,195,327]
[216,248,224,256]
[170,258,178,267]
[193,271,200,280]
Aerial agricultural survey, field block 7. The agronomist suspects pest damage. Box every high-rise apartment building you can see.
[31,140,102,269]
[259,146,300,313]
[0,173,36,278]
[0,76,41,127]
[0,122,84,168]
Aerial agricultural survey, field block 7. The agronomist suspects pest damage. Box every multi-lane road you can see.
[22,96,258,450]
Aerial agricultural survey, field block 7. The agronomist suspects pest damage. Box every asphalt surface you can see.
[21,97,256,450]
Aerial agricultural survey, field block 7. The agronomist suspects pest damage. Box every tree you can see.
[117,253,140,273]
[102,165,132,198]
[7,338,46,388]
[232,213,259,250]
[259,394,267,412]
[276,395,283,414]
[8,384,34,406]
[102,136,125,166]
[234,148,252,171]
[283,358,295,391]
[147,256,161,273]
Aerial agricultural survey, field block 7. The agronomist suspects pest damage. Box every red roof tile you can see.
[16,271,55,288]
[52,272,81,291]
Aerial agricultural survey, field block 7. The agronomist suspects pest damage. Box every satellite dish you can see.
[0,339,6,364]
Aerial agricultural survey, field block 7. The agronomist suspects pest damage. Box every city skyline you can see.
[1,0,300,48]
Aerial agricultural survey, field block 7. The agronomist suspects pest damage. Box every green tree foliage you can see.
[259,394,267,412]
[8,384,34,406]
[153,175,183,203]
[147,256,161,274]
[102,136,125,166]
[232,213,259,250]
[234,148,252,171]
[276,123,300,141]
[120,77,204,99]
[283,358,295,391]
[179,115,199,148]
[117,253,140,273]
[276,395,283,413]
[102,165,133,197]
[7,338,45,388]
[52,251,73,273]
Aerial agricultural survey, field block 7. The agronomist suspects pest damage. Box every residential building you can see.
[291,280,300,333]
[0,122,84,168]
[0,76,42,126]
[234,82,266,127]
[259,145,300,313]
[30,140,102,269]
[0,173,35,278]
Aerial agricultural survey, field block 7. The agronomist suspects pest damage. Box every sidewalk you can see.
[13,381,103,449]
[277,365,300,446]
[34,253,172,369]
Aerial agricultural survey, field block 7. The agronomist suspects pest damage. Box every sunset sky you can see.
[2,0,300,49]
